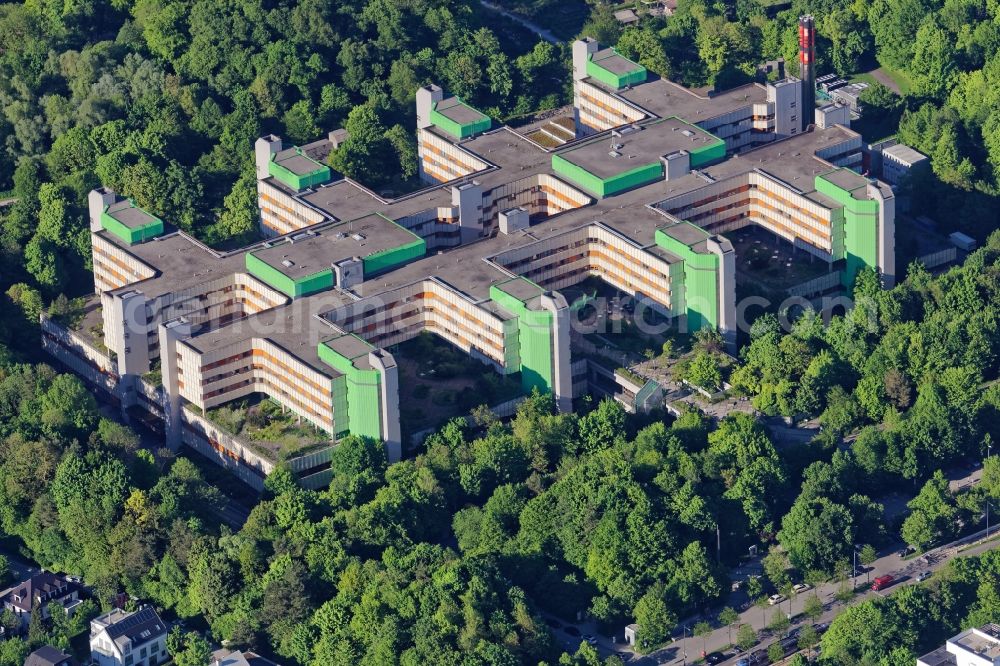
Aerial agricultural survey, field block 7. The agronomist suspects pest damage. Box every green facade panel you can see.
[245,252,333,299]
[345,368,382,441]
[688,139,727,167]
[331,375,350,437]
[363,238,427,276]
[100,205,164,245]
[490,279,555,395]
[815,170,881,287]
[268,149,332,191]
[603,162,664,196]
[318,337,383,442]
[655,227,720,331]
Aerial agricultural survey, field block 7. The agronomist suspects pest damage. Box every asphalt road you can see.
[594,530,1000,665]
[546,461,996,666]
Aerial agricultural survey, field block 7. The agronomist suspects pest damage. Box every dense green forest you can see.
[0,0,568,320]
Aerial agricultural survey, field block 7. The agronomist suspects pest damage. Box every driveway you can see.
[0,549,42,586]
[862,68,901,94]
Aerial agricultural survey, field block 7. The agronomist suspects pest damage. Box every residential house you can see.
[211,649,282,666]
[917,623,1000,666]
[25,645,77,666]
[89,606,168,666]
[613,8,639,24]
[0,572,82,628]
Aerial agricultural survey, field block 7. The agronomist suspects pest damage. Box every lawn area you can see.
[206,394,331,460]
[851,61,914,96]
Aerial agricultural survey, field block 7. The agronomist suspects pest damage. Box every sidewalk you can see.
[646,529,1000,665]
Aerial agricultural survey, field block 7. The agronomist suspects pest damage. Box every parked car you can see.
[792,583,811,594]
[872,575,895,591]
[780,635,799,651]
[564,626,581,637]
[898,545,915,557]
[705,652,725,664]
[768,593,786,605]
[615,652,633,663]
[915,571,932,583]
[582,634,598,646]
[813,622,830,634]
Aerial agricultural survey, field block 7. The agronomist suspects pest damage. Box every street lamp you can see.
[852,545,860,588]
[985,441,992,540]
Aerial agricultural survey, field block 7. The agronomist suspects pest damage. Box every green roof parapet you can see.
[268,147,332,191]
[430,97,492,139]
[100,199,165,245]
[244,252,333,300]
[586,48,647,89]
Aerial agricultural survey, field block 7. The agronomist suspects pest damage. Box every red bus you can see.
[872,575,895,591]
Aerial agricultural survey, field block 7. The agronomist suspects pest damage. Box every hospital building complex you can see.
[44,23,896,488]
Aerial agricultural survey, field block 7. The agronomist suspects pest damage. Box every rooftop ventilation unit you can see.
[352,233,365,241]
[609,151,621,158]
[681,129,695,137]
[281,259,294,268]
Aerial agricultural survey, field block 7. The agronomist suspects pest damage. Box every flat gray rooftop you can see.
[436,97,489,125]
[659,221,711,250]
[951,626,1000,660]
[916,646,954,666]
[273,148,326,176]
[301,178,454,222]
[252,214,419,278]
[496,277,543,302]
[821,167,870,195]
[883,143,927,165]
[100,230,247,300]
[695,125,861,206]
[321,333,375,370]
[618,76,767,124]
[182,290,351,375]
[107,200,159,229]
[556,118,719,179]
[591,48,643,75]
